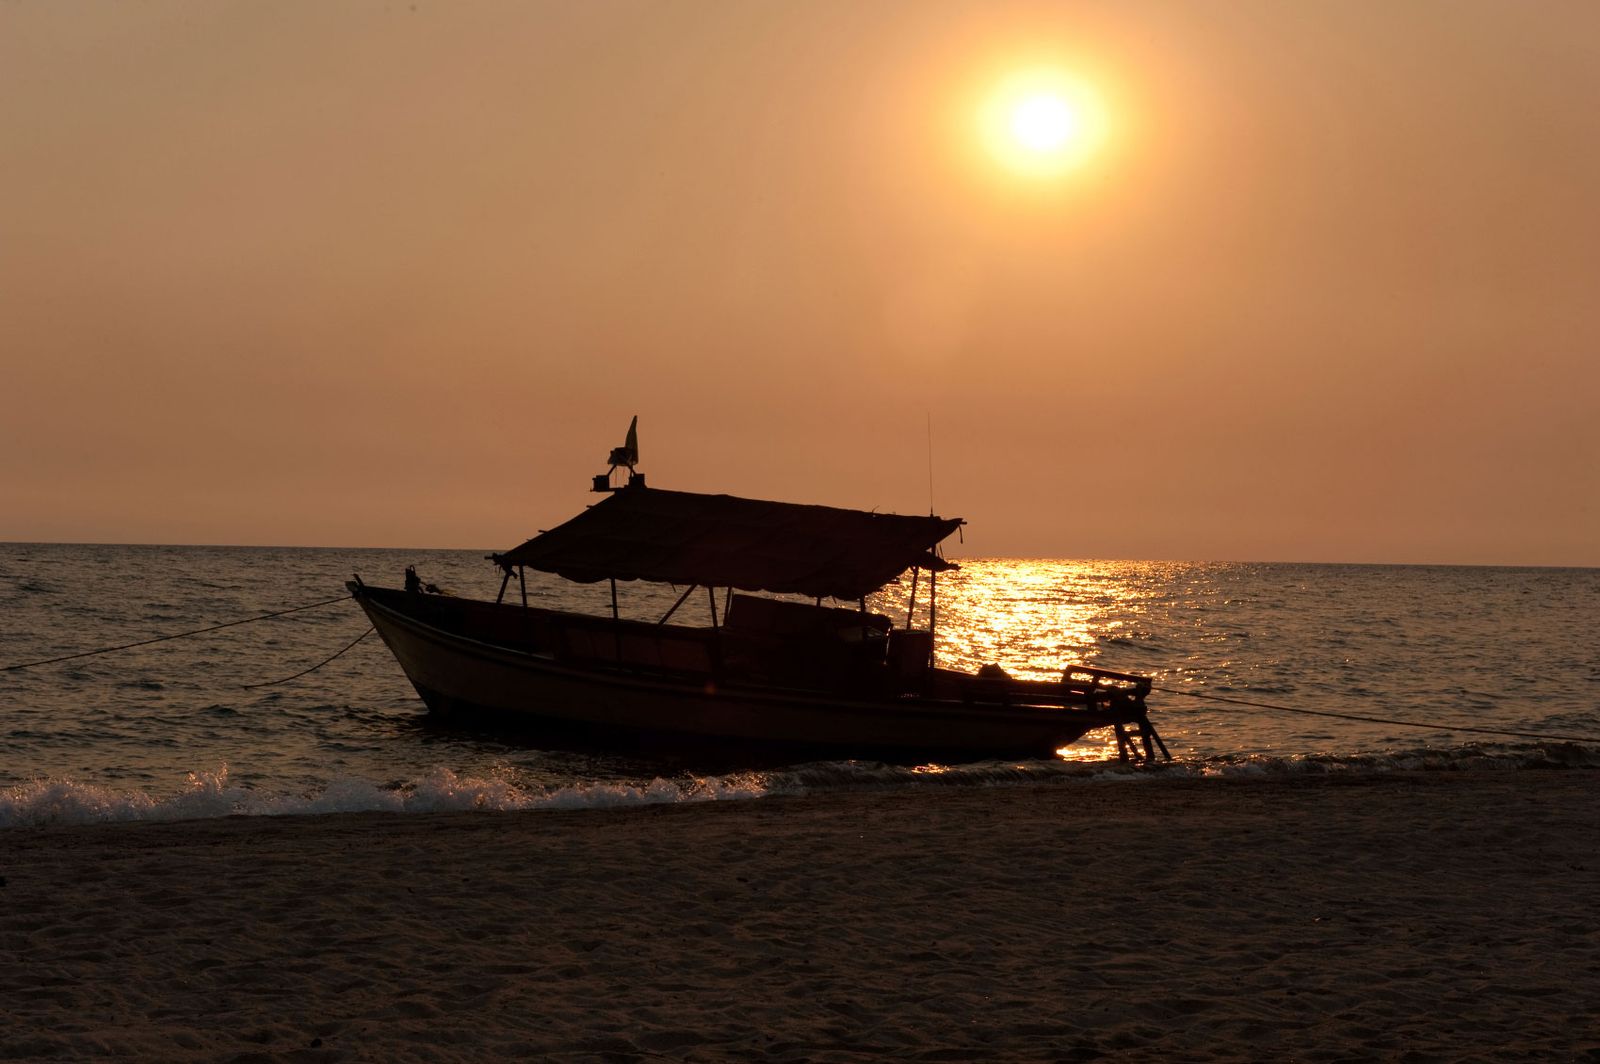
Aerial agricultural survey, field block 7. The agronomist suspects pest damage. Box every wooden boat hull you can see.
[350,584,1136,761]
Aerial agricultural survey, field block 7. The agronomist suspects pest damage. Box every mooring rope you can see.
[241,626,375,689]
[1152,685,1600,745]
[9,592,1594,747]
[1,594,350,672]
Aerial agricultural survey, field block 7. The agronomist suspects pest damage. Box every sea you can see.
[2,544,1596,828]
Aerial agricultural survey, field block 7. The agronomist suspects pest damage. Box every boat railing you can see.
[1062,663,1153,700]
[1062,664,1169,760]
[931,665,1152,714]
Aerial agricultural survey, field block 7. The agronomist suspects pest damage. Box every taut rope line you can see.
[1152,686,1600,745]
[241,626,375,689]
[6,594,1593,746]
[1,594,350,672]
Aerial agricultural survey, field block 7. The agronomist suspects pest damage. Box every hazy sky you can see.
[3,1,1596,565]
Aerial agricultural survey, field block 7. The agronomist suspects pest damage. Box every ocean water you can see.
[1,543,1596,827]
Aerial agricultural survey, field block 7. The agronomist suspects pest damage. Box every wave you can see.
[0,765,771,829]
[772,741,1598,791]
[3,742,1593,830]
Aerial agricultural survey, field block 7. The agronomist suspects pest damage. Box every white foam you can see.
[0,764,772,829]
[3,742,1588,830]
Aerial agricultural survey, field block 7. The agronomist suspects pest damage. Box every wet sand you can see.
[2,771,1596,1062]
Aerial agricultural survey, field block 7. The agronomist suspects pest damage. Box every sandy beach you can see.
[2,771,1596,1063]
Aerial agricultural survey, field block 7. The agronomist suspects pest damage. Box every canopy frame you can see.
[491,485,963,604]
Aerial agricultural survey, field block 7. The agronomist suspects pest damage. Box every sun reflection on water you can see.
[872,559,1134,682]
[871,559,1160,762]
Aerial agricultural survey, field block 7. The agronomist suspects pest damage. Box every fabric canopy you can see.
[493,486,963,601]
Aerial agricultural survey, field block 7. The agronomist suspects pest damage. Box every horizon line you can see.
[1,539,1594,572]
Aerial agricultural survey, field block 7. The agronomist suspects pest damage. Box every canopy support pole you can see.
[707,586,720,630]
[518,566,527,608]
[658,584,697,626]
[495,570,511,606]
[929,567,938,667]
[906,568,919,630]
[610,578,622,660]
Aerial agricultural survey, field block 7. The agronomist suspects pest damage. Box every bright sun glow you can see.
[980,68,1107,179]
[1010,93,1079,152]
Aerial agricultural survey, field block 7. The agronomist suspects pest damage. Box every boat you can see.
[349,421,1168,762]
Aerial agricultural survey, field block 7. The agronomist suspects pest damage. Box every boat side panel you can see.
[355,590,1101,758]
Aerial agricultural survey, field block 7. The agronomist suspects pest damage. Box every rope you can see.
[1152,686,1600,745]
[2,594,350,672]
[242,626,375,689]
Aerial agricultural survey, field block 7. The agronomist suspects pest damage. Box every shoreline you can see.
[4,772,1596,1061]
[6,742,1596,830]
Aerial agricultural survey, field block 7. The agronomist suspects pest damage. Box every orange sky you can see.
[3,1,1596,565]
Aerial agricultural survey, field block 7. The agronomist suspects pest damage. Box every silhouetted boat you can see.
[349,422,1166,762]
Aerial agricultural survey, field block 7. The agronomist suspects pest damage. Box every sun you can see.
[1010,92,1079,153]
[980,68,1106,178]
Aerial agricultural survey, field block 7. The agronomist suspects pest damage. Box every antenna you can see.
[926,412,935,516]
